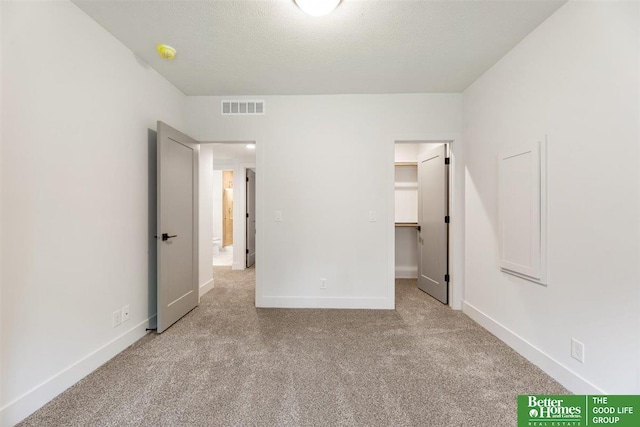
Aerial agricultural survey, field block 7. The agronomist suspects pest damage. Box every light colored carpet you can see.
[19,267,567,426]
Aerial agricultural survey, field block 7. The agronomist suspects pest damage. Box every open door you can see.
[246,169,256,267]
[417,145,449,304]
[157,121,199,333]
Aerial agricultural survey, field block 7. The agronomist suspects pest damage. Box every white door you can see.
[417,145,449,304]
[246,169,256,268]
[157,121,199,333]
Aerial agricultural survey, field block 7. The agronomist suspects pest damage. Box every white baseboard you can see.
[257,296,394,310]
[462,301,604,395]
[395,266,417,279]
[0,318,152,427]
[231,262,244,271]
[199,278,215,300]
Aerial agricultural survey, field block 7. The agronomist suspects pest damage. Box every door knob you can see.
[162,233,177,241]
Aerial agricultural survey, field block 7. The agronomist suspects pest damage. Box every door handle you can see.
[162,233,177,241]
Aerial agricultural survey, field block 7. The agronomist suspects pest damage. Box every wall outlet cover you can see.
[122,305,130,322]
[112,309,122,328]
[571,338,584,363]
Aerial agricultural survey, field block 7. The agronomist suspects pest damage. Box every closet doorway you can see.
[394,141,452,305]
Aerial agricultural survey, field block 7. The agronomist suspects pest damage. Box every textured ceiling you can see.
[72,0,566,95]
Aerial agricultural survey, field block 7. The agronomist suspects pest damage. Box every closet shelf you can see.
[395,162,417,167]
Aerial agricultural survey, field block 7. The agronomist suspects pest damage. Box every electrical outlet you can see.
[121,305,130,323]
[112,309,122,328]
[571,338,584,363]
[369,211,377,222]
[320,278,327,289]
[275,211,283,222]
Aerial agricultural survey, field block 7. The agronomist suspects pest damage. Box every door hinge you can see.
[246,177,249,182]
[445,274,450,282]
[445,215,450,224]
[444,157,450,165]
[246,213,249,218]
[246,249,249,254]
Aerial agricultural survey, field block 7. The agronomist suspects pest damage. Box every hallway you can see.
[212,246,234,267]
[20,269,566,426]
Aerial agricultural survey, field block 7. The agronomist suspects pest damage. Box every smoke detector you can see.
[156,44,177,60]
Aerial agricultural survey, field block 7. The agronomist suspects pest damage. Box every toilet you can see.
[212,237,222,256]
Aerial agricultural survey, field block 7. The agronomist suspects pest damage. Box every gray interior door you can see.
[417,145,449,304]
[246,169,256,268]
[157,121,199,333]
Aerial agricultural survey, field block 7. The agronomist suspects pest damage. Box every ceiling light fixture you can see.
[246,144,256,150]
[295,0,341,17]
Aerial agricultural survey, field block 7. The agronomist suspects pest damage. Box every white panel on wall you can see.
[498,140,546,284]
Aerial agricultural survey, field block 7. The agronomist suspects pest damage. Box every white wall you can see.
[1,1,185,424]
[186,94,461,309]
[198,145,214,296]
[394,143,419,163]
[0,0,4,411]
[462,0,639,394]
[394,145,418,224]
[212,170,223,242]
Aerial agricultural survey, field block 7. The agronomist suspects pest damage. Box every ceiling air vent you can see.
[221,100,265,116]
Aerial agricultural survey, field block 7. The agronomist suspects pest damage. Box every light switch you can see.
[275,211,283,222]
[369,211,377,222]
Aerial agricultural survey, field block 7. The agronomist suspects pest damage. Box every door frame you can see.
[391,136,463,310]
[202,142,257,272]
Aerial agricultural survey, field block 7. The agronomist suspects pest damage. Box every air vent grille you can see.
[222,100,265,116]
